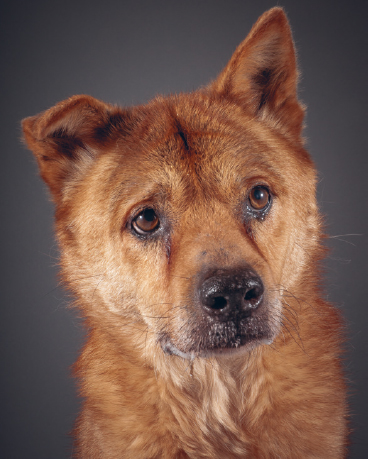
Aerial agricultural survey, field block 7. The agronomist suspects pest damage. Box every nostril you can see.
[210,296,228,310]
[243,283,263,310]
[244,287,258,301]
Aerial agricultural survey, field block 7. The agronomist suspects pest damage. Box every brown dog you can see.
[22,7,348,458]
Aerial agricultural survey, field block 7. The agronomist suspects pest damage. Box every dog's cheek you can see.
[53,198,128,317]
[248,164,319,293]
[58,201,172,327]
[96,232,173,333]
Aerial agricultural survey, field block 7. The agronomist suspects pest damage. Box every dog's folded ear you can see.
[211,7,304,140]
[22,95,118,200]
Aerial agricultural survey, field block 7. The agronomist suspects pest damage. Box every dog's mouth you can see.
[159,304,278,360]
[160,333,274,360]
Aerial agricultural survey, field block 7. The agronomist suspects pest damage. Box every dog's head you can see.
[23,8,320,360]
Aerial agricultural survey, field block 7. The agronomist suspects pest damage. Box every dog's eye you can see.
[132,208,160,234]
[248,186,270,210]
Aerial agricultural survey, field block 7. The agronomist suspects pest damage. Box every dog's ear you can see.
[22,95,117,200]
[211,7,304,140]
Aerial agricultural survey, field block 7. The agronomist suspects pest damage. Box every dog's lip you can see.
[160,339,197,360]
[159,335,273,360]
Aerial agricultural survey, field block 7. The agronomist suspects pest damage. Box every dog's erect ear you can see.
[211,8,304,139]
[22,95,118,200]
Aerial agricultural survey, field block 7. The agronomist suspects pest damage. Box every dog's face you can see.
[23,9,319,360]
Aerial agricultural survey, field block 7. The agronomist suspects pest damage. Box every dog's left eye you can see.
[248,186,270,211]
[132,208,160,234]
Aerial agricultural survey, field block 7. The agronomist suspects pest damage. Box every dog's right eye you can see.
[132,208,160,235]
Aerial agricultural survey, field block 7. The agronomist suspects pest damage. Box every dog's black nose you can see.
[200,268,264,319]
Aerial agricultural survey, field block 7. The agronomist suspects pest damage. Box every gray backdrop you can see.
[1,0,367,457]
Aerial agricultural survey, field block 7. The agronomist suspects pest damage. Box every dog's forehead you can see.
[114,94,290,193]
[100,92,312,210]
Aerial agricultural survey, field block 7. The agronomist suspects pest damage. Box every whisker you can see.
[328,233,362,247]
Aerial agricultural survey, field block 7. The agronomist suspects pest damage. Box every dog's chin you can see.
[159,335,274,360]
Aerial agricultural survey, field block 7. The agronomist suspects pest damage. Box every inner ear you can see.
[22,95,126,200]
[22,95,110,153]
[210,8,304,139]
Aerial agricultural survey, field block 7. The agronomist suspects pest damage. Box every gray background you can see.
[1,0,367,457]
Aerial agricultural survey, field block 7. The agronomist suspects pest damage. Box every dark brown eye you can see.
[248,186,270,210]
[132,208,160,234]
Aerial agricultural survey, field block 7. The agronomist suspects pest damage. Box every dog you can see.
[22,7,348,458]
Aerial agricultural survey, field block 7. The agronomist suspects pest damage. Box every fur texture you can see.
[23,8,347,458]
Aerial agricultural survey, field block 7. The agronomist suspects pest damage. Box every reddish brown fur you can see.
[22,8,348,458]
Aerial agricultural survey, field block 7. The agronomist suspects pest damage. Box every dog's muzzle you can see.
[159,266,276,359]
